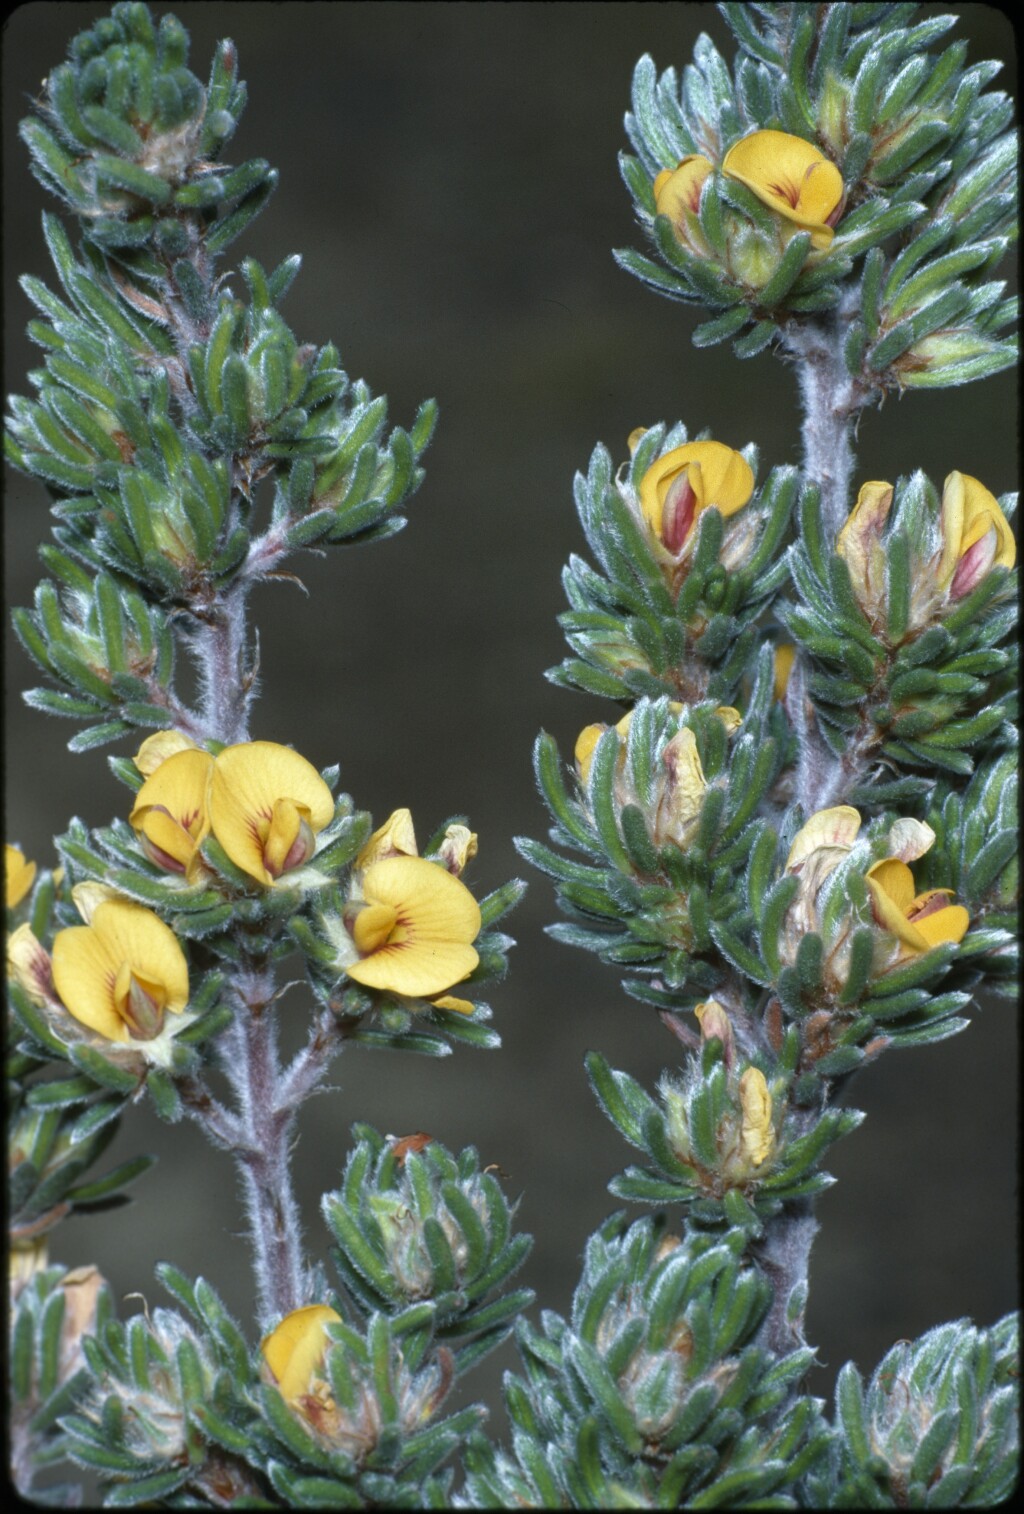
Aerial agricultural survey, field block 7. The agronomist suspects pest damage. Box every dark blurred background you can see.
[4,1,1017,1438]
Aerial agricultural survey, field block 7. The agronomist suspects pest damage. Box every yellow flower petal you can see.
[773,645,796,701]
[739,1067,774,1167]
[785,806,861,873]
[356,808,418,869]
[51,901,189,1043]
[432,994,476,1015]
[714,706,742,734]
[653,154,714,236]
[129,749,214,875]
[345,856,481,998]
[71,882,123,924]
[722,130,843,250]
[865,858,916,915]
[836,481,893,615]
[639,441,754,554]
[907,901,970,948]
[261,1305,341,1405]
[209,742,335,885]
[5,844,36,909]
[353,901,399,954]
[940,472,1016,589]
[575,724,607,784]
[133,729,200,776]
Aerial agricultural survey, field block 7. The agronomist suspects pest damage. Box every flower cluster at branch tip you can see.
[653,130,844,257]
[130,733,335,885]
[52,897,190,1044]
[635,437,754,558]
[837,472,1015,628]
[575,706,740,854]
[261,1304,342,1411]
[721,130,844,250]
[783,807,969,968]
[6,844,36,909]
[342,810,482,1005]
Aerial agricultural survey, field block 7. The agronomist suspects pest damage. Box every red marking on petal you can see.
[662,476,697,554]
[950,528,997,599]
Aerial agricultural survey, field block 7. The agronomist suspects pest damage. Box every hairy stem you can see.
[222,962,308,1326]
[787,315,861,542]
[193,587,252,745]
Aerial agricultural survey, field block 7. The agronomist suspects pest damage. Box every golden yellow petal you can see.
[678,441,755,517]
[5,844,36,909]
[714,706,742,734]
[575,724,606,783]
[356,807,418,869]
[52,924,130,1041]
[71,882,123,924]
[865,858,916,915]
[738,1067,774,1167]
[653,155,713,223]
[129,749,214,866]
[353,901,399,955]
[432,994,476,1015]
[957,473,1016,570]
[722,130,842,248]
[345,856,482,997]
[908,902,970,948]
[261,1305,341,1405]
[133,729,200,776]
[865,871,923,949]
[210,742,334,884]
[785,806,861,872]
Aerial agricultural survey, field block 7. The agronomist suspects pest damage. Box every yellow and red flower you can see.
[51,899,189,1045]
[638,440,755,558]
[722,130,844,250]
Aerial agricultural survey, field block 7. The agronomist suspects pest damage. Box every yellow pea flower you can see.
[433,823,478,877]
[7,923,54,1005]
[836,481,894,621]
[722,130,844,250]
[209,742,335,885]
[133,729,200,777]
[738,1067,774,1168]
[129,749,215,879]
[346,856,481,998]
[865,858,969,955]
[694,998,735,1069]
[937,472,1016,600]
[51,900,189,1044]
[653,154,714,248]
[261,1304,342,1408]
[356,808,418,870]
[575,712,633,785]
[785,806,862,875]
[5,844,36,909]
[639,441,754,556]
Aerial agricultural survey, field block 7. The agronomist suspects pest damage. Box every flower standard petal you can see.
[653,155,714,247]
[261,1305,341,1405]
[356,808,418,869]
[639,441,754,553]
[345,856,481,998]
[129,749,214,874]
[210,742,335,885]
[722,130,844,249]
[785,806,861,873]
[6,844,36,908]
[52,901,189,1042]
[133,729,200,776]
